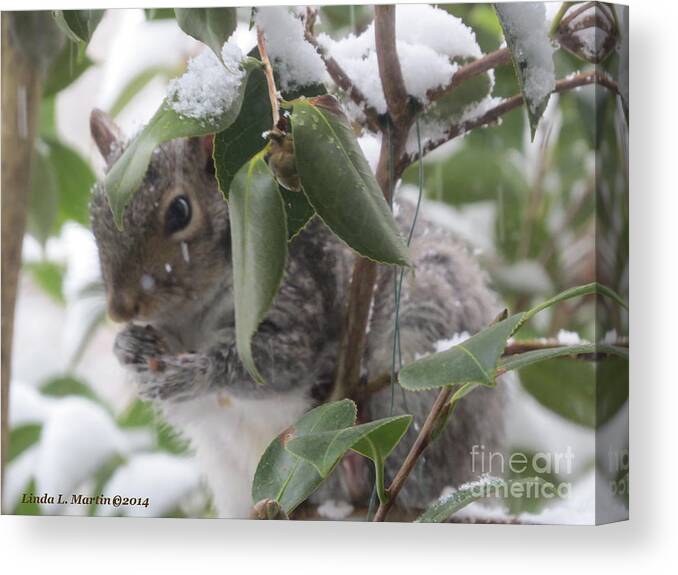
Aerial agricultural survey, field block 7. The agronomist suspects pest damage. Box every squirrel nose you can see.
[107,291,140,323]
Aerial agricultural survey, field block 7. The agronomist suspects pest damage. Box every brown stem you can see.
[304,24,381,132]
[1,14,44,508]
[374,5,410,127]
[256,26,280,127]
[373,386,454,522]
[426,47,512,104]
[402,70,620,172]
[331,5,414,402]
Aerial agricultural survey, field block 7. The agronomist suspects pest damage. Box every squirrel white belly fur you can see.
[89,109,505,519]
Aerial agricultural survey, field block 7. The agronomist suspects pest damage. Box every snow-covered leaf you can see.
[105,57,259,228]
[400,283,627,391]
[229,156,288,384]
[494,3,556,139]
[400,314,524,391]
[291,96,410,266]
[416,476,505,522]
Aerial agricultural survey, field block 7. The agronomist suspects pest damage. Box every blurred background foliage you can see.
[5,4,628,521]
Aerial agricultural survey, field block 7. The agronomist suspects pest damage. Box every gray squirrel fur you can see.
[89,109,505,518]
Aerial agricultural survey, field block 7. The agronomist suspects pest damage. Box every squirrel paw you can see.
[114,323,167,368]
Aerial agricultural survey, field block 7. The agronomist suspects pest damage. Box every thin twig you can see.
[373,386,454,521]
[402,70,621,171]
[426,47,512,104]
[371,334,627,521]
[256,26,280,127]
[304,10,381,132]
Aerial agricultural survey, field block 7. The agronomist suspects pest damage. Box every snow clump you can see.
[318,4,482,114]
[167,42,245,120]
[495,3,556,113]
[254,7,327,91]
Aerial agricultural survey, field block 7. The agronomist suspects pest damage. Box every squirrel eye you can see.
[165,195,192,234]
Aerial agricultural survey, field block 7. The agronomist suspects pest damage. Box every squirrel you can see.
[89,108,505,519]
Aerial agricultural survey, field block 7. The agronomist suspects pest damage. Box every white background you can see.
[1,0,676,572]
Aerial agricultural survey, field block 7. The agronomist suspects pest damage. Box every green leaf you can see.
[144,8,176,20]
[498,343,627,373]
[252,400,357,515]
[597,356,629,427]
[399,314,524,391]
[53,10,104,44]
[8,424,42,463]
[290,96,410,266]
[494,4,555,139]
[117,399,188,454]
[104,59,259,228]
[43,41,94,98]
[286,415,412,478]
[279,186,315,239]
[229,156,288,383]
[174,8,237,60]
[12,479,42,516]
[46,137,96,228]
[213,67,271,199]
[399,282,627,392]
[520,359,596,427]
[416,476,505,523]
[24,261,65,303]
[41,376,102,404]
[28,141,59,245]
[286,414,412,504]
[108,65,179,118]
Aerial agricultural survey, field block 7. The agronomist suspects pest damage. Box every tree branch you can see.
[304,21,381,132]
[331,5,417,402]
[373,5,410,127]
[373,386,454,521]
[426,47,512,104]
[1,15,45,508]
[401,70,621,172]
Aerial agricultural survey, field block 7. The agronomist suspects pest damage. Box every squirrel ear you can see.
[90,108,123,162]
[188,135,215,176]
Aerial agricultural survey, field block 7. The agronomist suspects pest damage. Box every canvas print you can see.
[1,2,628,524]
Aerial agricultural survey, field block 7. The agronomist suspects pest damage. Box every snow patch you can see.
[167,44,244,120]
[557,329,583,345]
[319,4,481,113]
[97,452,201,517]
[434,332,471,353]
[317,499,355,520]
[254,7,326,91]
